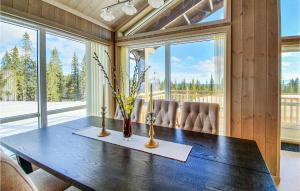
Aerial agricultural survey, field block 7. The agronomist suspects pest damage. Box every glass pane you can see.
[0,21,39,155]
[281,50,300,141]
[47,109,86,126]
[135,0,225,34]
[280,0,300,37]
[46,33,87,121]
[170,37,225,134]
[129,46,166,122]
[0,21,38,117]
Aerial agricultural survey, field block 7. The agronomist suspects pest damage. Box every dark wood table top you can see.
[1,117,276,191]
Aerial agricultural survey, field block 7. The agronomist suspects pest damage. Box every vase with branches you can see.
[93,50,149,139]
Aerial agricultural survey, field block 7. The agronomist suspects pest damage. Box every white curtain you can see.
[86,42,113,117]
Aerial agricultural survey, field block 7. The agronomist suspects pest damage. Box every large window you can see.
[128,34,226,134]
[0,21,39,138]
[0,17,88,141]
[46,33,86,125]
[170,38,225,133]
[129,46,166,122]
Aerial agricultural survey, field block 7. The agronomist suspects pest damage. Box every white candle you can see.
[102,84,105,108]
[150,84,153,112]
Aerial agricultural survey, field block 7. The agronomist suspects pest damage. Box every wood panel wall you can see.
[0,0,114,44]
[231,0,280,176]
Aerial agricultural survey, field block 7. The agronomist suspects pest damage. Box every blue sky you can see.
[0,1,299,82]
[280,0,300,36]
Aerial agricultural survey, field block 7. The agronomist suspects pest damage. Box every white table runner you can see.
[73,126,192,162]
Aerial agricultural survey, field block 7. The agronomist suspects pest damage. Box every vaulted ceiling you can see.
[46,0,224,34]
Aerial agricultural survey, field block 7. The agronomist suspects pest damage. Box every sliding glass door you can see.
[170,37,225,133]
[0,16,89,152]
[46,33,87,126]
[0,21,39,139]
[129,45,166,122]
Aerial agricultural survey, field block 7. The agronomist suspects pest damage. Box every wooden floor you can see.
[278,150,300,191]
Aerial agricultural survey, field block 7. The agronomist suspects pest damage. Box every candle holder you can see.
[98,106,110,137]
[145,112,159,148]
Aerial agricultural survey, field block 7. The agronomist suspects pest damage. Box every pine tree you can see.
[11,47,21,101]
[195,80,200,91]
[1,51,12,69]
[70,52,80,100]
[181,79,186,90]
[64,74,73,100]
[21,32,37,101]
[79,57,86,100]
[47,47,63,101]
[209,74,214,92]
[0,70,6,100]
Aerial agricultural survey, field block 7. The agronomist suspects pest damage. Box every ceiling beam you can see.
[183,13,191,24]
[189,0,223,23]
[209,0,214,10]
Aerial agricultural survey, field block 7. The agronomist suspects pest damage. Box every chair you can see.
[114,98,144,123]
[145,100,179,128]
[0,151,70,191]
[179,102,219,134]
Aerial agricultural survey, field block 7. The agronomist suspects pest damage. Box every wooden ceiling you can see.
[51,0,148,30]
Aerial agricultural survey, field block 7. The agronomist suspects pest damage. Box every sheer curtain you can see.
[86,42,113,117]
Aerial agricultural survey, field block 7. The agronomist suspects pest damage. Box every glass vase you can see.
[123,118,132,140]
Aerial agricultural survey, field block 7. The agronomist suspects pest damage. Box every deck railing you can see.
[281,95,300,129]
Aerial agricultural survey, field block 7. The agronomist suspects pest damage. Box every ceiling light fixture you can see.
[148,0,164,8]
[100,8,115,22]
[122,1,137,15]
[100,0,165,22]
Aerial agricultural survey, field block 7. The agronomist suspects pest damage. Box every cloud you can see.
[186,56,195,61]
[0,22,37,49]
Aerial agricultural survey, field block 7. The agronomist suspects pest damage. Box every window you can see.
[46,33,87,122]
[280,0,300,142]
[128,34,226,134]
[0,17,89,145]
[0,21,39,138]
[129,45,166,122]
[127,0,227,35]
[170,38,225,133]
[280,48,300,141]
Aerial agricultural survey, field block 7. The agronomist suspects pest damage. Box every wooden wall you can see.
[231,0,280,176]
[0,0,114,44]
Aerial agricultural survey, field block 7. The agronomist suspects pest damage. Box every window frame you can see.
[0,15,88,128]
[122,0,231,37]
[122,27,231,135]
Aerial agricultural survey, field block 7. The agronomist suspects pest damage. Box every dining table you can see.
[0,116,276,191]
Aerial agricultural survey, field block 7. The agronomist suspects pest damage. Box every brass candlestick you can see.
[98,106,110,137]
[145,112,159,148]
